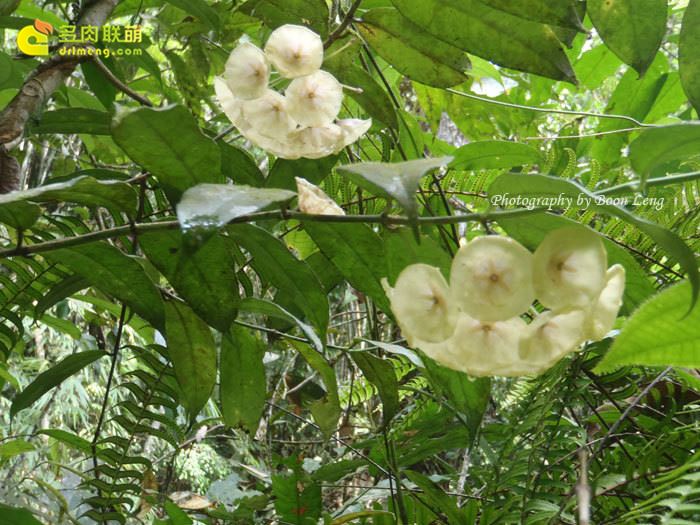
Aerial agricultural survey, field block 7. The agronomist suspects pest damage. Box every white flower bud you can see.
[290,124,344,159]
[533,227,607,310]
[520,309,586,373]
[295,177,345,216]
[335,118,372,152]
[447,315,527,377]
[242,89,297,140]
[264,24,324,78]
[585,264,626,340]
[450,236,535,322]
[224,42,270,100]
[382,264,455,345]
[214,77,250,132]
[286,70,343,127]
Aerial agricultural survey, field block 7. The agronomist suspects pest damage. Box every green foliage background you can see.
[1,0,700,523]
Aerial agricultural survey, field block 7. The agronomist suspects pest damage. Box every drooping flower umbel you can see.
[214,25,371,159]
[383,227,626,377]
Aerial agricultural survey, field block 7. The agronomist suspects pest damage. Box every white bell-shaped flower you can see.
[585,264,626,340]
[450,236,535,322]
[533,227,607,311]
[520,309,586,373]
[290,124,344,159]
[224,42,270,100]
[447,314,527,377]
[335,118,372,152]
[264,24,324,78]
[411,338,454,368]
[214,77,249,132]
[382,264,455,345]
[242,89,297,140]
[286,70,343,127]
[295,177,345,216]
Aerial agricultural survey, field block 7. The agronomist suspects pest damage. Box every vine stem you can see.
[445,88,659,128]
[0,208,542,259]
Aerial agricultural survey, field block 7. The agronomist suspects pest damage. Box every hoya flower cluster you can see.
[382,227,626,377]
[214,25,371,159]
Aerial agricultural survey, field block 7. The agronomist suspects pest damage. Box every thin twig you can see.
[324,0,363,49]
[90,56,153,107]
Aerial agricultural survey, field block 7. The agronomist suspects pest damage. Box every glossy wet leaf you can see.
[176,183,295,230]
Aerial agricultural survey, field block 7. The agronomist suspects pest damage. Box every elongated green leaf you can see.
[266,155,338,191]
[163,0,219,29]
[228,224,328,335]
[176,183,295,230]
[241,0,329,36]
[45,243,165,330]
[357,8,469,88]
[220,326,266,432]
[450,141,542,171]
[497,213,655,311]
[680,0,700,113]
[111,105,224,199]
[29,108,111,135]
[239,297,323,353]
[164,300,217,417]
[391,0,576,82]
[303,222,390,313]
[220,142,265,187]
[338,157,452,220]
[140,231,239,331]
[488,173,700,309]
[383,229,452,284]
[39,429,100,457]
[588,0,667,76]
[404,470,467,523]
[596,281,700,371]
[480,0,583,30]
[11,351,106,417]
[629,124,700,182]
[0,200,40,229]
[272,473,322,524]
[0,504,44,525]
[351,351,399,427]
[0,175,137,217]
[0,0,20,16]
[422,355,491,445]
[0,439,35,457]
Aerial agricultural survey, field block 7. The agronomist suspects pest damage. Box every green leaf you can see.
[351,351,399,427]
[240,0,329,37]
[391,0,576,83]
[140,231,240,331]
[272,472,322,524]
[0,175,138,217]
[164,300,217,417]
[228,224,328,336]
[629,124,700,182]
[596,281,700,371]
[0,200,41,229]
[45,243,165,330]
[239,297,323,353]
[303,222,390,313]
[176,183,295,230]
[220,142,265,187]
[38,429,98,457]
[450,141,542,171]
[383,229,452,284]
[680,0,700,113]
[488,173,700,309]
[220,326,266,432]
[0,0,20,16]
[29,109,111,135]
[0,439,35,457]
[357,8,469,88]
[479,0,583,30]
[0,504,44,525]
[11,351,106,417]
[497,213,655,311]
[588,0,667,76]
[422,355,491,445]
[164,501,193,525]
[111,105,224,199]
[266,156,338,191]
[404,470,467,523]
[338,157,452,220]
[163,0,219,29]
